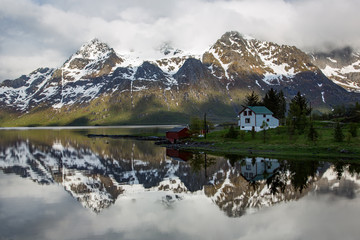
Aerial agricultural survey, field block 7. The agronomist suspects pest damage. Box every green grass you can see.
[181,122,360,160]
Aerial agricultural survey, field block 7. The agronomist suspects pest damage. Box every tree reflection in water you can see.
[0,128,360,217]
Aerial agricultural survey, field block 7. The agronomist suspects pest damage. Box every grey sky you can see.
[1,0,359,80]
[1,172,360,240]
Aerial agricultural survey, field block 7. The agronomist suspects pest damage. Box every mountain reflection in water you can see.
[1,129,359,219]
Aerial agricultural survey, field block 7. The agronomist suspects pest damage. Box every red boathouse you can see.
[166,127,190,144]
[166,148,193,162]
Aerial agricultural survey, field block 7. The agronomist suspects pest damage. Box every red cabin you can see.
[166,127,190,144]
[166,148,193,162]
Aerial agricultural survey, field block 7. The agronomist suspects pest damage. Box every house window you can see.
[249,111,252,116]
[263,114,266,118]
[244,111,247,116]
[242,126,245,128]
[267,119,270,122]
[246,164,252,170]
[245,118,250,123]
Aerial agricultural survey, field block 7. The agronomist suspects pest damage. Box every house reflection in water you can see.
[166,148,193,162]
[241,157,280,182]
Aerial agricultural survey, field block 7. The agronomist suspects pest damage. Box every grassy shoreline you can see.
[170,123,360,160]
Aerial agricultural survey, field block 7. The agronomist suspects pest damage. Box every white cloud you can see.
[0,0,359,80]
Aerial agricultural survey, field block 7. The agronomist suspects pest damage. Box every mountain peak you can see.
[60,39,123,82]
[220,31,255,43]
[159,42,183,56]
[75,38,114,60]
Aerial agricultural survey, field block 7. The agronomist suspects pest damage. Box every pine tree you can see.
[278,90,286,120]
[244,91,261,106]
[288,91,311,134]
[262,88,286,122]
[307,123,318,143]
[263,88,278,113]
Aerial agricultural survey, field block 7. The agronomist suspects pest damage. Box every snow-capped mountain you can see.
[202,32,357,107]
[310,47,360,92]
[1,32,359,125]
[203,32,317,84]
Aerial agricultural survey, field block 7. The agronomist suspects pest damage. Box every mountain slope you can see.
[203,32,355,108]
[310,47,360,92]
[1,32,360,126]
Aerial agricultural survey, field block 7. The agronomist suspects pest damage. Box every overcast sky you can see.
[1,0,359,80]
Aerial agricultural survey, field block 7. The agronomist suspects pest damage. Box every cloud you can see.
[0,0,359,80]
[1,173,360,240]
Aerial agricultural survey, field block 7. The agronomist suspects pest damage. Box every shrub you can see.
[349,123,358,137]
[225,125,239,139]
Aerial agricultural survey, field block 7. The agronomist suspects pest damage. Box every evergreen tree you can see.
[307,123,319,143]
[244,91,261,106]
[262,88,286,121]
[278,90,286,120]
[334,122,344,142]
[263,88,278,113]
[288,92,311,133]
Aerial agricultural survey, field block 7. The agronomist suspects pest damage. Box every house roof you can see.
[246,106,273,115]
[167,127,188,133]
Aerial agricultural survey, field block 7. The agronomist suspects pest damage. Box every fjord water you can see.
[0,128,360,240]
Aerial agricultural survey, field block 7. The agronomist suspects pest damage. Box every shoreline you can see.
[161,140,360,161]
[85,130,360,161]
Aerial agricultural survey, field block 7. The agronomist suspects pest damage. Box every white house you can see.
[238,106,279,132]
[241,157,280,182]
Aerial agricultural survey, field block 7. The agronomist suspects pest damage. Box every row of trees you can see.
[190,88,358,143]
[244,89,308,130]
[313,102,360,122]
[243,89,358,143]
[244,89,286,120]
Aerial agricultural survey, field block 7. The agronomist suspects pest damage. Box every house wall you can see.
[238,108,279,132]
[255,114,279,131]
[238,109,256,131]
[241,158,280,181]
[166,128,190,143]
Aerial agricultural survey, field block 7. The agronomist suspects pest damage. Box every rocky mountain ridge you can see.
[310,47,360,92]
[1,31,359,125]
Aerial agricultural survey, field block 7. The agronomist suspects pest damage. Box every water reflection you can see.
[0,129,360,219]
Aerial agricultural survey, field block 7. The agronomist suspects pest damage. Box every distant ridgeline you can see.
[1,32,360,126]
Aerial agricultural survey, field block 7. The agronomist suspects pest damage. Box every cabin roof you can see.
[167,127,188,133]
[242,106,273,115]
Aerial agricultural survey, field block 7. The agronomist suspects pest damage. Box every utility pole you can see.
[204,113,207,139]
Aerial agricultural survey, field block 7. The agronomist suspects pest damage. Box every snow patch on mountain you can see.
[0,68,55,111]
[62,169,116,212]
[310,48,360,92]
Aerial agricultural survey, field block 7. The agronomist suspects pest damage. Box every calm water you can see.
[0,127,360,240]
